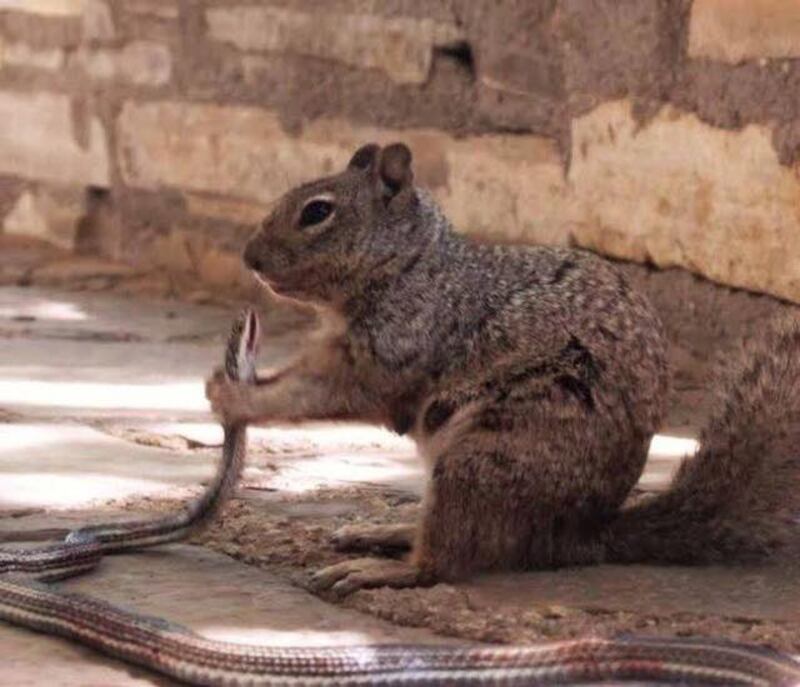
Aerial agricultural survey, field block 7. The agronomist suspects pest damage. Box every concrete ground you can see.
[1,274,799,684]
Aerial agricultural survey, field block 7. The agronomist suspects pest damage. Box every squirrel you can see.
[206,142,800,596]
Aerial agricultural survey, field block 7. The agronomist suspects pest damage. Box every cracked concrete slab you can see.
[0,422,216,509]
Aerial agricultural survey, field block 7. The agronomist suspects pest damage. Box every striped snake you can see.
[1,308,799,686]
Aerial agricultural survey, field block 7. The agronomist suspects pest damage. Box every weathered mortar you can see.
[0,0,799,302]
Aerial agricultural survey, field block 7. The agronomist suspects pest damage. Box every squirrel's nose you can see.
[243,240,263,273]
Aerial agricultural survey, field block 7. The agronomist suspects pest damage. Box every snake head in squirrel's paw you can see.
[205,368,257,425]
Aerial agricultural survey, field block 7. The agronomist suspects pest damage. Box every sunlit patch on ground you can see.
[198,627,375,647]
[0,296,89,322]
[0,423,215,508]
[0,380,206,412]
[640,434,698,491]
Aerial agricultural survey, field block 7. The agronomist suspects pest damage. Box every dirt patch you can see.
[345,586,800,652]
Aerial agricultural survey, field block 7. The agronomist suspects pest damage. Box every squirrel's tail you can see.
[607,316,800,564]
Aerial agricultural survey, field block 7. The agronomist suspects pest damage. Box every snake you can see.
[1,308,800,686]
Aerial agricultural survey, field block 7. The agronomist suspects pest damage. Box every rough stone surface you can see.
[3,0,800,304]
[117,97,800,301]
[122,0,178,21]
[569,99,800,303]
[185,193,266,226]
[555,0,679,108]
[206,5,463,84]
[1,39,65,69]
[29,256,137,286]
[0,91,109,186]
[141,228,252,292]
[75,40,171,85]
[689,0,800,63]
[2,187,84,250]
[82,0,113,41]
[0,0,85,17]
[117,101,569,246]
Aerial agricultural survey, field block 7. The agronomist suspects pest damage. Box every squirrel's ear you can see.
[378,143,413,196]
[348,143,381,171]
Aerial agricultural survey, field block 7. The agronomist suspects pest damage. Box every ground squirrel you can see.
[206,142,800,595]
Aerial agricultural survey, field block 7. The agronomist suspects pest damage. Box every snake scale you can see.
[1,308,799,686]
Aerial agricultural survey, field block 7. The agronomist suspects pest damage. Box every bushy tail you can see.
[607,316,800,564]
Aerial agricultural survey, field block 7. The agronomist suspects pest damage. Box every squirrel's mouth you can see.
[251,269,290,294]
[251,270,277,287]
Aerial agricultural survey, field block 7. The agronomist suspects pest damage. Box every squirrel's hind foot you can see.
[331,523,415,555]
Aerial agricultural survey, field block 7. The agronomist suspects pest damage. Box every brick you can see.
[0,91,109,186]
[205,6,463,84]
[3,41,65,70]
[117,100,570,247]
[569,99,800,303]
[689,0,800,63]
[76,41,171,86]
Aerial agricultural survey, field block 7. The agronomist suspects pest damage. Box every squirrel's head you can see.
[244,142,422,304]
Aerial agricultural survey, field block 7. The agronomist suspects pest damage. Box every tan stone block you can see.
[196,247,248,290]
[3,41,66,70]
[77,41,171,86]
[185,194,266,226]
[118,101,290,200]
[30,257,136,286]
[3,188,85,250]
[82,0,113,40]
[689,0,800,63]
[433,135,570,247]
[0,91,109,186]
[124,0,178,20]
[569,100,800,303]
[146,230,194,273]
[206,6,463,84]
[117,101,570,247]
[0,0,85,16]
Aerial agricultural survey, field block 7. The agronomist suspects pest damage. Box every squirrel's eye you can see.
[299,200,334,228]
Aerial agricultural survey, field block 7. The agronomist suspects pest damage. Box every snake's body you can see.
[1,309,799,686]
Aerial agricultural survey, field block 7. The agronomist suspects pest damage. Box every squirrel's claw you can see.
[331,523,416,554]
[309,557,422,597]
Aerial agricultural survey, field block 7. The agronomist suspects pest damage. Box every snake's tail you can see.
[607,316,800,564]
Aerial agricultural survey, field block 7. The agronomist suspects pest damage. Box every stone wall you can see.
[1,0,799,301]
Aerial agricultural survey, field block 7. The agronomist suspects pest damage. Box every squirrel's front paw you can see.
[205,368,256,425]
